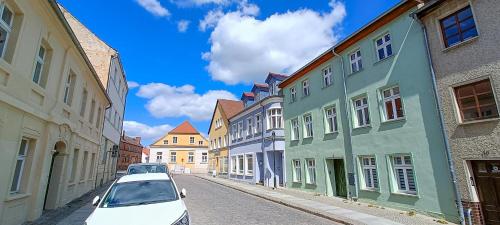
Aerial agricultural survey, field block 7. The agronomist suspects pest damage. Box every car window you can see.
[128,165,167,175]
[100,180,178,208]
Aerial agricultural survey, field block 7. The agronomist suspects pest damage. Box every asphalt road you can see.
[174,175,338,225]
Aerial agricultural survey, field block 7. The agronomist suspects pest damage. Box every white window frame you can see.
[237,155,244,175]
[306,159,316,184]
[247,117,253,136]
[231,124,237,141]
[255,113,261,134]
[361,156,378,190]
[10,138,29,193]
[350,49,363,73]
[0,3,13,59]
[290,87,297,103]
[231,156,237,173]
[80,89,88,117]
[382,86,404,121]
[170,152,177,163]
[324,106,338,133]
[267,108,283,130]
[291,118,299,141]
[201,152,208,163]
[392,155,417,194]
[156,152,162,162]
[63,72,75,105]
[32,45,46,85]
[322,65,332,87]
[353,96,370,127]
[188,152,194,163]
[375,33,392,61]
[173,136,178,144]
[292,159,301,182]
[190,136,195,144]
[245,154,253,176]
[237,122,243,139]
[302,79,310,97]
[303,114,313,138]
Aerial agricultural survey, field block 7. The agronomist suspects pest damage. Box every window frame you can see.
[189,137,195,144]
[188,152,194,163]
[246,117,253,137]
[391,155,417,195]
[255,113,261,134]
[353,96,370,128]
[172,136,178,144]
[349,49,363,73]
[267,108,283,130]
[382,86,404,121]
[231,156,237,173]
[292,159,301,182]
[305,159,316,184]
[32,45,46,86]
[10,138,29,194]
[375,33,393,61]
[453,78,499,123]
[290,86,297,103]
[439,5,478,48]
[170,152,177,163]
[0,3,13,59]
[237,155,244,175]
[302,79,310,97]
[201,152,208,163]
[324,106,338,133]
[322,65,332,87]
[290,118,299,141]
[303,114,313,138]
[245,154,253,176]
[360,156,378,190]
[237,121,243,139]
[63,72,76,105]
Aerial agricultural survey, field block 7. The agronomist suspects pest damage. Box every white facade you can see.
[149,147,209,174]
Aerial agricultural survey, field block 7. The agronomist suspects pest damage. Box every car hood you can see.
[85,200,187,225]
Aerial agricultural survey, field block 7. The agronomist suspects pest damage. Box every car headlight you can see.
[172,211,189,225]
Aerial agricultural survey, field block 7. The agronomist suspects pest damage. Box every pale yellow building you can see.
[150,121,209,174]
[0,1,110,225]
[208,99,243,176]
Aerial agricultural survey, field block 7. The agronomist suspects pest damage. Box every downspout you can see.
[260,101,265,185]
[412,13,465,225]
[331,49,358,200]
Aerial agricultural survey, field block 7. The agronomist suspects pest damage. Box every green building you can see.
[278,1,459,221]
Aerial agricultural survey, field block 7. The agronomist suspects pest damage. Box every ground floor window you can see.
[246,154,253,175]
[360,156,378,190]
[10,138,32,193]
[231,156,237,173]
[292,159,301,182]
[201,152,208,163]
[222,157,228,173]
[305,159,316,184]
[238,155,244,174]
[392,155,416,194]
[170,152,176,163]
[157,152,162,162]
[188,152,194,163]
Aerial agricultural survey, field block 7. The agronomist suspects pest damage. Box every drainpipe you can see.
[331,49,358,200]
[412,14,465,225]
[260,101,266,185]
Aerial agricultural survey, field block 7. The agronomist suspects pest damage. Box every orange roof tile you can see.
[218,99,244,119]
[169,121,200,134]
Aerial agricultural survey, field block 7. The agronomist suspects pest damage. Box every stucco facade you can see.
[0,1,110,224]
[280,1,459,221]
[418,0,500,224]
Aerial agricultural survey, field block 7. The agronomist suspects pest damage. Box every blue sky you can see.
[58,0,399,145]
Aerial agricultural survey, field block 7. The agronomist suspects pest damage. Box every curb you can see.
[195,175,355,225]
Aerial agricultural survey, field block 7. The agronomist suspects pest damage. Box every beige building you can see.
[417,1,500,224]
[61,6,128,187]
[0,1,110,225]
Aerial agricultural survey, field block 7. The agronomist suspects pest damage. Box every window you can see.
[392,155,416,194]
[80,151,88,181]
[247,118,253,136]
[10,139,30,193]
[163,140,168,145]
[69,149,79,182]
[89,99,96,123]
[269,82,275,95]
[157,152,162,162]
[291,118,299,140]
[63,72,76,105]
[290,87,297,103]
[361,157,378,189]
[170,152,176,163]
[231,124,237,141]
[89,153,96,178]
[454,79,498,122]
[173,137,178,144]
[322,65,332,87]
[202,152,208,163]
[188,152,194,163]
[246,154,253,175]
[353,97,370,127]
[292,159,301,182]
[190,137,195,144]
[440,6,478,48]
[325,107,338,133]
[231,156,237,173]
[267,108,283,129]
[199,141,203,145]
[383,86,404,121]
[80,89,88,117]
[255,114,261,134]
[375,33,392,61]
[0,4,13,59]
[237,122,243,139]
[96,107,102,128]
[350,50,362,73]
[218,137,221,148]
[302,79,310,96]
[303,114,313,138]
[32,45,46,85]
[238,155,244,174]
[306,159,316,184]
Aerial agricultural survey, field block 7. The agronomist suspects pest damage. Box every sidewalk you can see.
[196,175,452,225]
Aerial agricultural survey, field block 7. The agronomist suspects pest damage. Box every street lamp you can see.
[271,131,277,189]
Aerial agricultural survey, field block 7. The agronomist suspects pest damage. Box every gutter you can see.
[411,13,465,225]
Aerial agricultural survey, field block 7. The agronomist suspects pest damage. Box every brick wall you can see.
[462,201,484,225]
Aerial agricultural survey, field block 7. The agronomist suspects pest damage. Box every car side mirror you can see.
[180,188,187,198]
[92,196,100,206]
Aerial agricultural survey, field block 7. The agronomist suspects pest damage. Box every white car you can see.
[85,173,189,225]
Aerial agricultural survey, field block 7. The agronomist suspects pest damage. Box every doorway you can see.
[472,160,500,225]
[325,159,335,197]
[333,159,347,198]
[43,142,66,210]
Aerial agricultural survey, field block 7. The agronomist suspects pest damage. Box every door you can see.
[325,159,335,197]
[44,142,66,210]
[334,159,347,198]
[472,160,500,225]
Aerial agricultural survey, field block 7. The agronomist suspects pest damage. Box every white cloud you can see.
[123,121,174,144]
[127,81,140,89]
[136,83,237,121]
[135,0,170,17]
[202,0,346,85]
[199,10,225,31]
[177,20,190,32]
[171,0,229,7]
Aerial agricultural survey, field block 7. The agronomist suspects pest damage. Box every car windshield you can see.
[127,165,167,175]
[100,180,178,208]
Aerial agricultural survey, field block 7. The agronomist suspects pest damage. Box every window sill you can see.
[381,117,406,124]
[303,136,313,140]
[186,162,195,164]
[292,181,302,184]
[374,54,395,65]
[349,68,364,76]
[5,193,31,202]
[324,131,339,135]
[322,84,333,90]
[390,192,418,198]
[78,180,86,184]
[305,182,317,186]
[352,125,371,130]
[360,188,380,193]
[458,117,499,126]
[442,36,478,53]
[245,174,253,176]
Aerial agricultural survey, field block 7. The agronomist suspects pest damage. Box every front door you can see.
[472,160,500,225]
[325,159,335,197]
[334,159,347,198]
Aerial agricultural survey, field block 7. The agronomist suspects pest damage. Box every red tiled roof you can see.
[254,83,269,88]
[219,99,244,119]
[242,92,255,97]
[169,121,200,134]
[142,148,150,156]
[268,72,288,80]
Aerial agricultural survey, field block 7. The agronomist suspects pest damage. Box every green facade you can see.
[282,6,459,222]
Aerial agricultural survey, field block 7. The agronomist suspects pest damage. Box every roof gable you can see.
[169,121,200,134]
